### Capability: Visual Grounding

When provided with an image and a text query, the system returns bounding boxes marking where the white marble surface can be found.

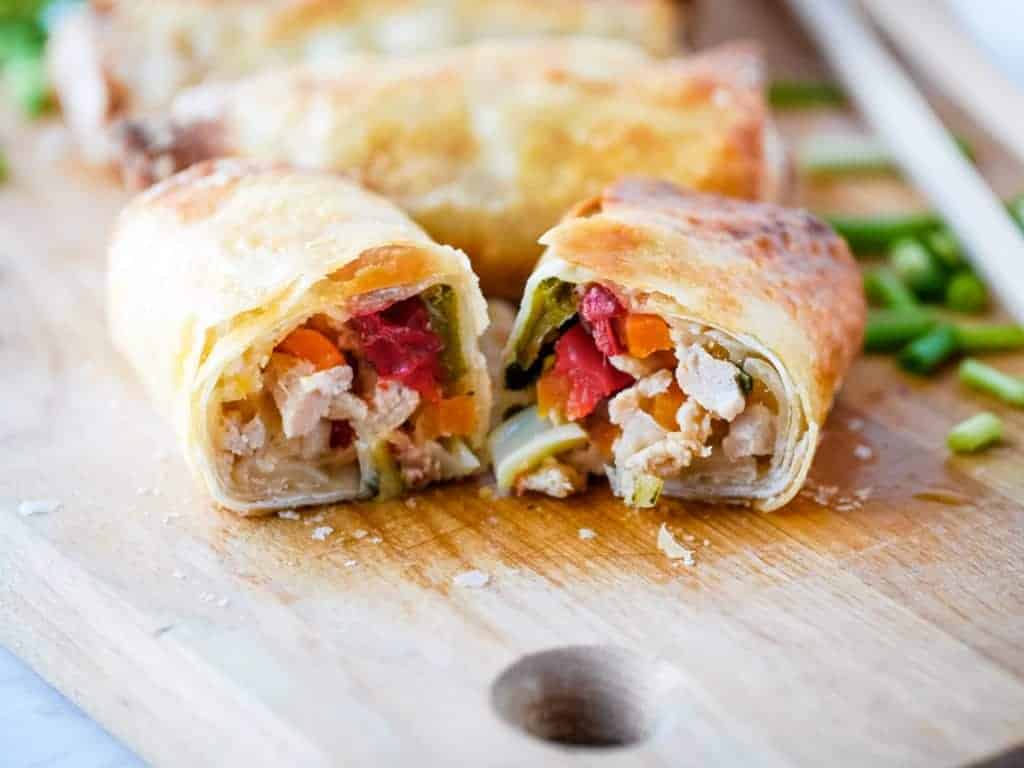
[2,5,1022,767]
[0,645,143,768]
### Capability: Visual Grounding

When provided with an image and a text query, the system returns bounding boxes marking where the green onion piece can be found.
[947,412,1003,454]
[5,50,50,117]
[735,369,753,394]
[505,277,577,389]
[959,359,1024,406]
[370,441,405,501]
[0,19,44,63]
[899,324,959,374]
[955,324,1024,353]
[420,284,466,386]
[945,272,988,314]
[924,227,963,269]
[0,147,7,184]
[489,406,588,491]
[626,473,663,508]
[0,1,51,23]
[863,308,935,352]
[863,267,917,309]
[889,238,947,300]
[767,80,846,109]
[827,212,941,256]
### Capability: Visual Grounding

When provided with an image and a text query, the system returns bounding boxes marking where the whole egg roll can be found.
[489,179,865,511]
[49,0,687,161]
[108,160,491,514]
[113,39,779,298]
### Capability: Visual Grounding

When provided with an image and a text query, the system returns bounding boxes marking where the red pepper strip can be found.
[350,297,444,402]
[580,283,626,357]
[553,324,633,420]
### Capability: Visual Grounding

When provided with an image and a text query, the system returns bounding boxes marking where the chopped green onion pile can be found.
[847,192,1024,380]
[947,412,1002,454]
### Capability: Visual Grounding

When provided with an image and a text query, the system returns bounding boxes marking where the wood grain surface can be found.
[2,2,1024,766]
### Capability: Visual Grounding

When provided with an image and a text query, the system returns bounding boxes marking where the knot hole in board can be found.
[491,645,682,749]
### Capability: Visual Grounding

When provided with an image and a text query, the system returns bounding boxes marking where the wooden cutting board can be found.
[3,3,1024,766]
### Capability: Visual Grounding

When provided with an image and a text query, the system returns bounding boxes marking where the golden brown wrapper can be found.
[112,39,776,298]
[508,178,865,510]
[49,0,687,161]
[108,160,490,513]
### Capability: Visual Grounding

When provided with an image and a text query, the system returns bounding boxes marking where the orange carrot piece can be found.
[418,395,477,440]
[620,314,673,359]
[536,370,570,420]
[651,383,685,431]
[588,417,621,461]
[277,328,345,370]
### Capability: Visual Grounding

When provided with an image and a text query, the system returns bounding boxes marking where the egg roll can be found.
[489,179,865,511]
[113,39,779,298]
[49,0,687,161]
[108,160,491,514]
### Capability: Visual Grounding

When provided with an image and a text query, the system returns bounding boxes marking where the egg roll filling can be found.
[492,280,786,506]
[214,284,481,503]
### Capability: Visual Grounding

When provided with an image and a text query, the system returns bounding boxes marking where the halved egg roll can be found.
[490,179,865,511]
[49,0,687,162]
[108,160,491,514]
[113,39,779,298]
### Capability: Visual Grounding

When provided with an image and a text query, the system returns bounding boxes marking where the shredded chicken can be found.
[515,458,585,498]
[270,358,355,439]
[564,442,607,477]
[608,371,715,478]
[675,345,745,421]
[391,435,443,488]
[220,413,266,456]
[722,403,775,460]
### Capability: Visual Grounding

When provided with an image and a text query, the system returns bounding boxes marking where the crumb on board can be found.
[453,569,490,588]
[847,417,865,432]
[405,497,418,509]
[352,528,368,540]
[343,559,358,568]
[578,528,597,540]
[368,536,382,544]
[277,509,300,520]
[312,526,334,541]
[703,539,710,547]
[799,481,870,512]
[306,512,326,524]
[657,523,695,566]
[853,444,874,460]
[17,499,61,517]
